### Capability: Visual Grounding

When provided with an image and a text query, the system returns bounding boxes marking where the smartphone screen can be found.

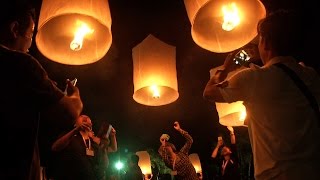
[233,50,250,65]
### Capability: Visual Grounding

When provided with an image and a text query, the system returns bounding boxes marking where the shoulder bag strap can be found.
[274,63,320,126]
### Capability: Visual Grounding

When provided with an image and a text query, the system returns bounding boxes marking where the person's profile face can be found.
[18,16,34,53]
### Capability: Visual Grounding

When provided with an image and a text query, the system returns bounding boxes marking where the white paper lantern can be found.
[36,0,112,65]
[184,0,266,53]
[132,34,179,106]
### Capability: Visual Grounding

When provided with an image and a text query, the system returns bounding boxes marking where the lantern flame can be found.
[70,20,94,51]
[221,3,240,31]
[150,85,160,99]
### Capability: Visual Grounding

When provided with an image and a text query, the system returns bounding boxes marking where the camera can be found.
[233,49,251,66]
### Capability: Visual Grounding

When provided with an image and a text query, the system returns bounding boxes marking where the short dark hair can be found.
[131,154,140,164]
[97,121,111,138]
[257,9,304,57]
[0,1,36,34]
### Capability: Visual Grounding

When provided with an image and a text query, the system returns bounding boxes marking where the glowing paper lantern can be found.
[183,0,266,53]
[136,151,152,178]
[210,66,247,126]
[36,0,112,65]
[132,34,179,106]
[189,153,202,173]
[215,101,247,126]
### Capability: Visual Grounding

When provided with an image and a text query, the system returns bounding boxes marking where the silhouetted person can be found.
[124,154,144,180]
[0,1,83,179]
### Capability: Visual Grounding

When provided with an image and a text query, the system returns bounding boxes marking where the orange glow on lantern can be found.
[36,0,112,65]
[183,0,266,53]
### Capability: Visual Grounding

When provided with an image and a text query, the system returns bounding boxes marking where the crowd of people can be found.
[1,1,319,180]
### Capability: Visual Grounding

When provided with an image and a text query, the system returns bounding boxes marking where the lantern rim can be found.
[35,13,112,65]
[133,85,179,106]
[219,111,246,127]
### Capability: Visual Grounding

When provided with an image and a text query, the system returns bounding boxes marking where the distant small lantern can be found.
[36,0,112,65]
[210,66,247,127]
[189,153,202,174]
[132,34,179,106]
[136,151,152,179]
[183,0,266,53]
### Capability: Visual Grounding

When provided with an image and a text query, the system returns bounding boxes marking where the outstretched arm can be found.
[51,127,79,152]
[227,126,236,144]
[174,121,193,154]
[107,128,117,152]
[203,51,239,103]
[51,121,91,151]
[211,137,224,158]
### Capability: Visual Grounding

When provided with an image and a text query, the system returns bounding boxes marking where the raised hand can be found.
[173,121,180,130]
[227,126,234,134]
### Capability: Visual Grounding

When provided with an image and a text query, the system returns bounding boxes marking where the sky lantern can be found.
[36,0,112,65]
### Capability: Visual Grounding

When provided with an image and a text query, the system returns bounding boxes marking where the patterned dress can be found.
[158,130,199,180]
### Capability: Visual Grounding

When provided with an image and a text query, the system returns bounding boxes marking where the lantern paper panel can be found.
[184,0,266,53]
[36,0,112,65]
[132,34,179,106]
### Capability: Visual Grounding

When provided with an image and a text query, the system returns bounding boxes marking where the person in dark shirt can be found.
[158,121,199,180]
[124,154,144,180]
[0,1,83,179]
[211,126,240,180]
[51,115,98,180]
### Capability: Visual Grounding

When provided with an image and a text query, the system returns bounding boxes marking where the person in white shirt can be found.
[203,9,320,180]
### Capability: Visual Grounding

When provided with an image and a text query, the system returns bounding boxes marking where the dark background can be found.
[28,0,317,178]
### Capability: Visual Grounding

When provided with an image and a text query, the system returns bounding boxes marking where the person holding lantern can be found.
[211,126,240,180]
